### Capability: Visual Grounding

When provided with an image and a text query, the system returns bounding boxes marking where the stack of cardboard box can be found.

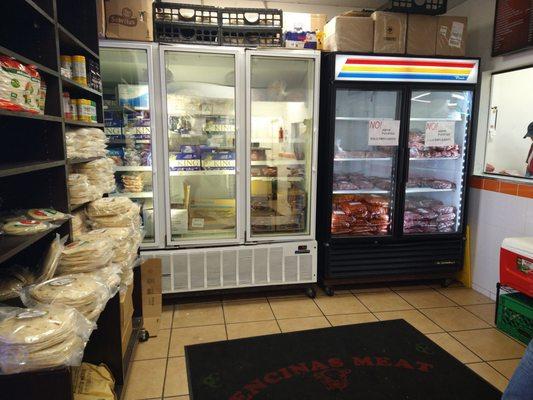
[323,11,467,56]
[97,0,154,41]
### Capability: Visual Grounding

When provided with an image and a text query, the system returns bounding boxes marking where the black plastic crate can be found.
[154,2,219,25]
[381,0,447,15]
[155,23,220,45]
[221,28,283,47]
[220,8,282,28]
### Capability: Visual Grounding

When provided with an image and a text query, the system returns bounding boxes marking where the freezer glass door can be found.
[100,46,157,244]
[249,55,316,239]
[162,50,238,244]
[332,89,401,237]
[404,89,473,235]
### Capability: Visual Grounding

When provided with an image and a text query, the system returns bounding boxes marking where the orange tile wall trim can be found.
[469,176,533,199]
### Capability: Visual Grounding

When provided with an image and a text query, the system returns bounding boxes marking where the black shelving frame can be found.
[0,1,139,398]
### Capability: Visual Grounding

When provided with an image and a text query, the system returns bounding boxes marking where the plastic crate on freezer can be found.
[381,0,447,15]
[497,292,533,345]
[153,2,220,44]
[500,237,533,297]
[219,8,282,28]
[220,28,283,47]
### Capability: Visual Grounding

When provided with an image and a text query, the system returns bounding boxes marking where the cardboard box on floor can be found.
[407,14,437,56]
[436,16,467,56]
[372,11,407,54]
[323,11,374,52]
[104,0,153,41]
[141,258,162,337]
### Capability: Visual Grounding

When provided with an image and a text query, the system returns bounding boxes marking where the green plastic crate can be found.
[497,292,533,344]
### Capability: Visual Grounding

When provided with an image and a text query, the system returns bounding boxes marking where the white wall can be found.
[447,0,533,175]
[447,0,533,298]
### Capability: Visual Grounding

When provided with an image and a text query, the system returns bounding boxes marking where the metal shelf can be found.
[251,176,303,182]
[0,160,65,178]
[65,119,104,128]
[406,188,455,194]
[169,170,235,176]
[61,76,102,97]
[115,166,153,172]
[24,0,54,24]
[67,156,103,165]
[333,189,389,195]
[410,117,463,122]
[409,157,460,161]
[250,160,306,166]
[109,191,153,199]
[0,220,66,265]
[334,157,392,162]
[0,108,62,122]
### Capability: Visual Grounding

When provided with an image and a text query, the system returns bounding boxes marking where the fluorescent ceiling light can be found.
[411,92,431,101]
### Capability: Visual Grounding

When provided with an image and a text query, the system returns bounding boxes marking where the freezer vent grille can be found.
[143,242,317,293]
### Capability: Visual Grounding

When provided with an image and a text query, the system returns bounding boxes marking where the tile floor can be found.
[123,284,526,400]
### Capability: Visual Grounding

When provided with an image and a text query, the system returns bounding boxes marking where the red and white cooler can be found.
[500,237,533,297]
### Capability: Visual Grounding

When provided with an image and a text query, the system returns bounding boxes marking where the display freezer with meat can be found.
[317,54,480,293]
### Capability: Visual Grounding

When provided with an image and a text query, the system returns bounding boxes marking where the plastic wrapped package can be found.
[71,210,88,239]
[86,197,136,218]
[1,219,56,236]
[0,266,36,301]
[0,305,94,374]
[121,174,144,193]
[37,234,66,283]
[82,264,122,291]
[21,275,112,321]
[27,208,70,222]
[57,239,115,274]
[66,128,108,160]
[88,205,141,230]
[76,228,138,269]
[68,174,100,206]
[75,158,115,195]
[72,362,116,400]
[0,56,42,114]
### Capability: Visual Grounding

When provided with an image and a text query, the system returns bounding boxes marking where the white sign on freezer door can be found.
[424,121,455,147]
[368,119,400,146]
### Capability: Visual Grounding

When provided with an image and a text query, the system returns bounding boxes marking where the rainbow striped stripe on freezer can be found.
[334,55,479,84]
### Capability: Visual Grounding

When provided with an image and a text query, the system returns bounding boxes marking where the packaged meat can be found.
[433,205,456,214]
[362,195,389,206]
[333,195,359,203]
[415,208,438,220]
[425,179,456,190]
[437,213,456,222]
[404,210,423,222]
[340,202,368,216]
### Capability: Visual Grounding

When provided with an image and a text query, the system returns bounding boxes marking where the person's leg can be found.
[502,339,533,399]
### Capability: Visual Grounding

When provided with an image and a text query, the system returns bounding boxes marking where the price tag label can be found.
[368,119,400,146]
[424,121,455,147]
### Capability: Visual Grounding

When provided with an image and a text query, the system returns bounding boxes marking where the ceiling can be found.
[266,0,469,9]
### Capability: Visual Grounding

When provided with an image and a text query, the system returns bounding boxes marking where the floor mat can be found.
[185,319,502,399]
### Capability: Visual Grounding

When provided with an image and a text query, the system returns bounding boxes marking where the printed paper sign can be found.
[424,121,455,147]
[368,119,400,146]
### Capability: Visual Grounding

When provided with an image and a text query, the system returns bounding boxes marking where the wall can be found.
[447,0,533,299]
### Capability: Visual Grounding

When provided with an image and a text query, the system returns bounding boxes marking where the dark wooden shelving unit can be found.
[0,1,139,399]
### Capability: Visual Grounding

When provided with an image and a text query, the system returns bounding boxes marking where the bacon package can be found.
[331,195,391,236]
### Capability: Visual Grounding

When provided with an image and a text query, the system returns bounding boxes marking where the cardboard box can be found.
[407,14,437,56]
[97,0,105,38]
[311,14,327,32]
[120,284,134,329]
[121,316,132,357]
[104,0,153,41]
[141,258,162,296]
[436,16,467,56]
[323,16,374,52]
[372,12,407,54]
[141,259,162,337]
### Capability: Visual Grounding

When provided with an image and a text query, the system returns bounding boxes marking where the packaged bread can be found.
[1,219,55,236]
[75,158,115,195]
[0,266,35,301]
[57,239,115,274]
[37,234,66,283]
[86,197,136,217]
[21,274,113,321]
[71,210,88,239]
[68,174,100,206]
[27,208,70,222]
[0,305,94,374]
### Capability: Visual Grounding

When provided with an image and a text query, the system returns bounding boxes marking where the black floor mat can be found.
[185,319,502,399]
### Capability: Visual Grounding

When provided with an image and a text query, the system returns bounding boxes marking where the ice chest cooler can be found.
[500,237,533,297]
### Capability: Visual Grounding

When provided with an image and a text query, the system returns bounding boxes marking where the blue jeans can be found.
[502,339,533,399]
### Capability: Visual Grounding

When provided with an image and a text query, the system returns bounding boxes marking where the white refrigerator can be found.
[101,42,320,295]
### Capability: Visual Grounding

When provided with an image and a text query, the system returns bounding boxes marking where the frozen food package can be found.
[57,239,115,274]
[37,234,67,283]
[27,208,70,222]
[21,274,112,321]
[1,219,56,236]
[0,305,94,374]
